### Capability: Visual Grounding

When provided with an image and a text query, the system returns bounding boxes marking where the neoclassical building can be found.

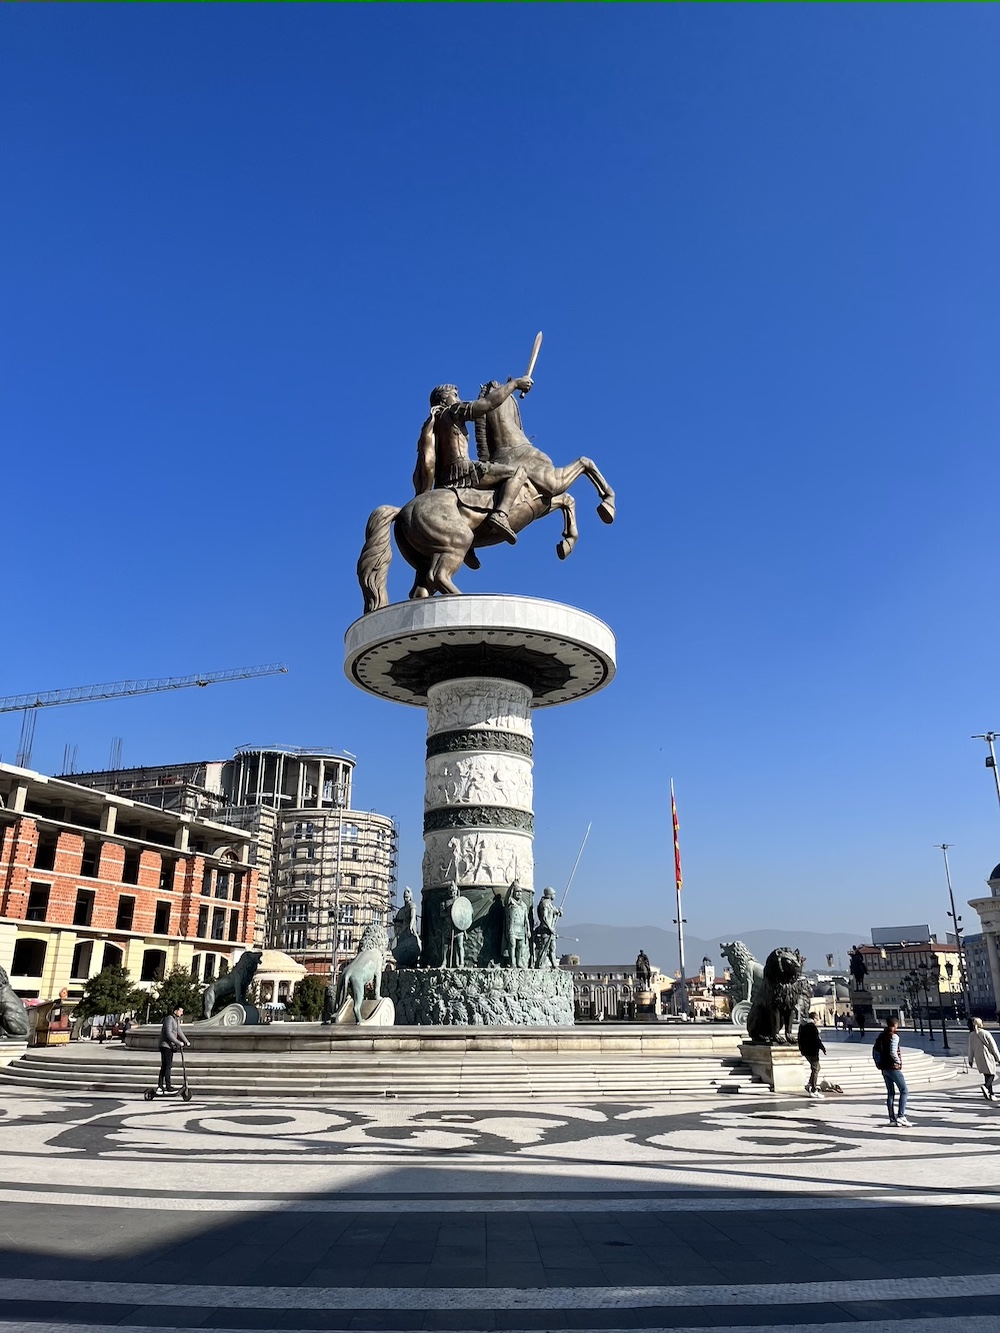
[968,862,1000,1020]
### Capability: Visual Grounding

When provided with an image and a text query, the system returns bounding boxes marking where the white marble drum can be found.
[343,595,616,971]
[343,594,616,709]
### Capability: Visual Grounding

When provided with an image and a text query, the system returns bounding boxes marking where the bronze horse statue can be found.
[357,385,616,612]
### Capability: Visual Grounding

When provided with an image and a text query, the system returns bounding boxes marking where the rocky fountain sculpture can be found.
[345,335,616,1026]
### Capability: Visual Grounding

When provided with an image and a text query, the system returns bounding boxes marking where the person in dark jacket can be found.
[157,1006,190,1092]
[876,1017,911,1126]
[797,1013,827,1098]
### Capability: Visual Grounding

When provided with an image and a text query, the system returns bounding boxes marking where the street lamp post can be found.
[912,975,928,1034]
[931,960,950,1050]
[936,843,971,1019]
[918,963,936,1043]
[972,733,1000,814]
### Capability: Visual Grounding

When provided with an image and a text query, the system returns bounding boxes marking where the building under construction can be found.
[68,745,398,980]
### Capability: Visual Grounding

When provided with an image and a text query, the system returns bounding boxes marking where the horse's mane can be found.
[475,382,524,463]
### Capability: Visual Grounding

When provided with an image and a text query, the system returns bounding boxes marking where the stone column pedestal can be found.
[344,594,616,1026]
[739,1041,807,1093]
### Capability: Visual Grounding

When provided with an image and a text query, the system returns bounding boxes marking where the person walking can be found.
[157,1005,190,1093]
[845,1013,855,1037]
[798,1013,827,1098]
[968,1017,1000,1101]
[876,1017,911,1127]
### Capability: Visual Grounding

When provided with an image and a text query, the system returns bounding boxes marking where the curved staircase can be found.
[0,1039,960,1102]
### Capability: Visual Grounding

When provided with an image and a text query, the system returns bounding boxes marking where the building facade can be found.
[0,762,258,1002]
[848,930,962,1026]
[954,932,997,1018]
[69,746,398,981]
[967,864,1000,1021]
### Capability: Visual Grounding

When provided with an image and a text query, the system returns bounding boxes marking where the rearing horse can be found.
[357,387,615,612]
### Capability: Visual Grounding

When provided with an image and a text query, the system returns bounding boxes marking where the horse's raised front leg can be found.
[552,493,578,560]
[528,457,616,524]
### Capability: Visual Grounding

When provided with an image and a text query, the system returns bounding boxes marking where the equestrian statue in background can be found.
[356,334,616,612]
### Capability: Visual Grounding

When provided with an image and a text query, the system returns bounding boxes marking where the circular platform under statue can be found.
[382,966,574,1027]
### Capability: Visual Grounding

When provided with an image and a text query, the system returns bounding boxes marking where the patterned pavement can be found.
[1,1076,999,1332]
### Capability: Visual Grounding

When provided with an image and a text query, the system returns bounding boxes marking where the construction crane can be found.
[0,664,289,769]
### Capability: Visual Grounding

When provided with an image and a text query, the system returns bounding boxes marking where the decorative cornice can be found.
[427,730,533,759]
[423,806,535,835]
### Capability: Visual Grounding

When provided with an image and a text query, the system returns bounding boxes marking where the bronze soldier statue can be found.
[413,378,535,545]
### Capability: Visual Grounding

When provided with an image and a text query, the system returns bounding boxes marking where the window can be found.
[219,958,230,976]
[211,907,226,940]
[12,938,46,976]
[231,876,242,903]
[115,896,135,931]
[122,848,141,885]
[34,833,58,871]
[26,883,50,922]
[80,838,102,878]
[159,858,176,893]
[203,954,216,983]
[201,866,213,896]
[197,905,209,938]
[351,848,359,860]
[140,950,166,982]
[190,955,201,981]
[102,943,123,969]
[70,940,94,980]
[228,910,240,942]
[348,876,357,887]
[341,903,356,924]
[216,873,230,900]
[285,927,306,950]
[73,889,95,927]
[286,903,308,922]
[153,901,171,934]
[343,824,358,842]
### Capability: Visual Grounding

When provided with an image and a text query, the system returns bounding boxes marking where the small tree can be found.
[75,965,144,1022]
[286,974,327,1021]
[147,969,205,1025]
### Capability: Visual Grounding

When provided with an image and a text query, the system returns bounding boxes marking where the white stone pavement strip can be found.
[3,1183,1000,1213]
[2,1325,999,1333]
[2,1275,1000,1310]
[1,1325,998,1333]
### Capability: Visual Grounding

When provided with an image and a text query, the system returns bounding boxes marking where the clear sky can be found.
[3,5,999,944]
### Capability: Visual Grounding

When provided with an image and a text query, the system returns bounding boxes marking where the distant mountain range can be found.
[560,923,864,976]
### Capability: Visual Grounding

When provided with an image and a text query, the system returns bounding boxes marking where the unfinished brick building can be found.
[0,762,257,1002]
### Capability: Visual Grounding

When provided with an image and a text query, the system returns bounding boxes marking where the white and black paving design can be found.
[2,1080,1000,1332]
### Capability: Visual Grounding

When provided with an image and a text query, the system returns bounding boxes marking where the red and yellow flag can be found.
[670,779,683,892]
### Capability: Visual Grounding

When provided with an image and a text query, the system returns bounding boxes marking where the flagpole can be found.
[671,780,689,1015]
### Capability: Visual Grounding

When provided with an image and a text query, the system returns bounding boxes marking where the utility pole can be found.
[936,843,970,1020]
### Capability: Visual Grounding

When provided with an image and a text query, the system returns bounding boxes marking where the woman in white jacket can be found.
[968,1017,1000,1101]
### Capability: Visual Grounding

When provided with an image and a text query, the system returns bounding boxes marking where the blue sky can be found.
[2,5,999,944]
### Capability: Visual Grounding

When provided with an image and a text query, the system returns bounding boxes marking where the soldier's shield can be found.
[450,895,473,933]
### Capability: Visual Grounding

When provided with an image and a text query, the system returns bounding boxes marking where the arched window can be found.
[102,944,124,970]
[140,949,166,982]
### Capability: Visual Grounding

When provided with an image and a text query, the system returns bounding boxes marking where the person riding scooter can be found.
[157,1005,190,1094]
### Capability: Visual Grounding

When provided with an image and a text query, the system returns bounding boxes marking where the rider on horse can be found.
[413,378,534,545]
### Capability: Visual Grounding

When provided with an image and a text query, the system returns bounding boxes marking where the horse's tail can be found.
[357,505,399,612]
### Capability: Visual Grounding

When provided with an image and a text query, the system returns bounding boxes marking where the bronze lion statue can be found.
[323,924,388,1025]
[747,947,811,1044]
[0,965,29,1040]
[201,949,262,1019]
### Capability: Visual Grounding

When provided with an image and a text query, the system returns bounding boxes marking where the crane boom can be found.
[0,664,288,715]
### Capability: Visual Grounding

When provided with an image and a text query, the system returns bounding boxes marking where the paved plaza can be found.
[2,1052,1000,1333]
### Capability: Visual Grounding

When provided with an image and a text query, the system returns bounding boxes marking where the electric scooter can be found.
[143,1046,193,1101]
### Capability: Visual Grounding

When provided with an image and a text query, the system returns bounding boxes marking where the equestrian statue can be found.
[357,334,616,612]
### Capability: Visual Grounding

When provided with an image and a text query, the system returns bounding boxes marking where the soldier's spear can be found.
[559,821,592,913]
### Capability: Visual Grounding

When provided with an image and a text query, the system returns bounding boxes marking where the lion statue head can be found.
[747,946,809,1045]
